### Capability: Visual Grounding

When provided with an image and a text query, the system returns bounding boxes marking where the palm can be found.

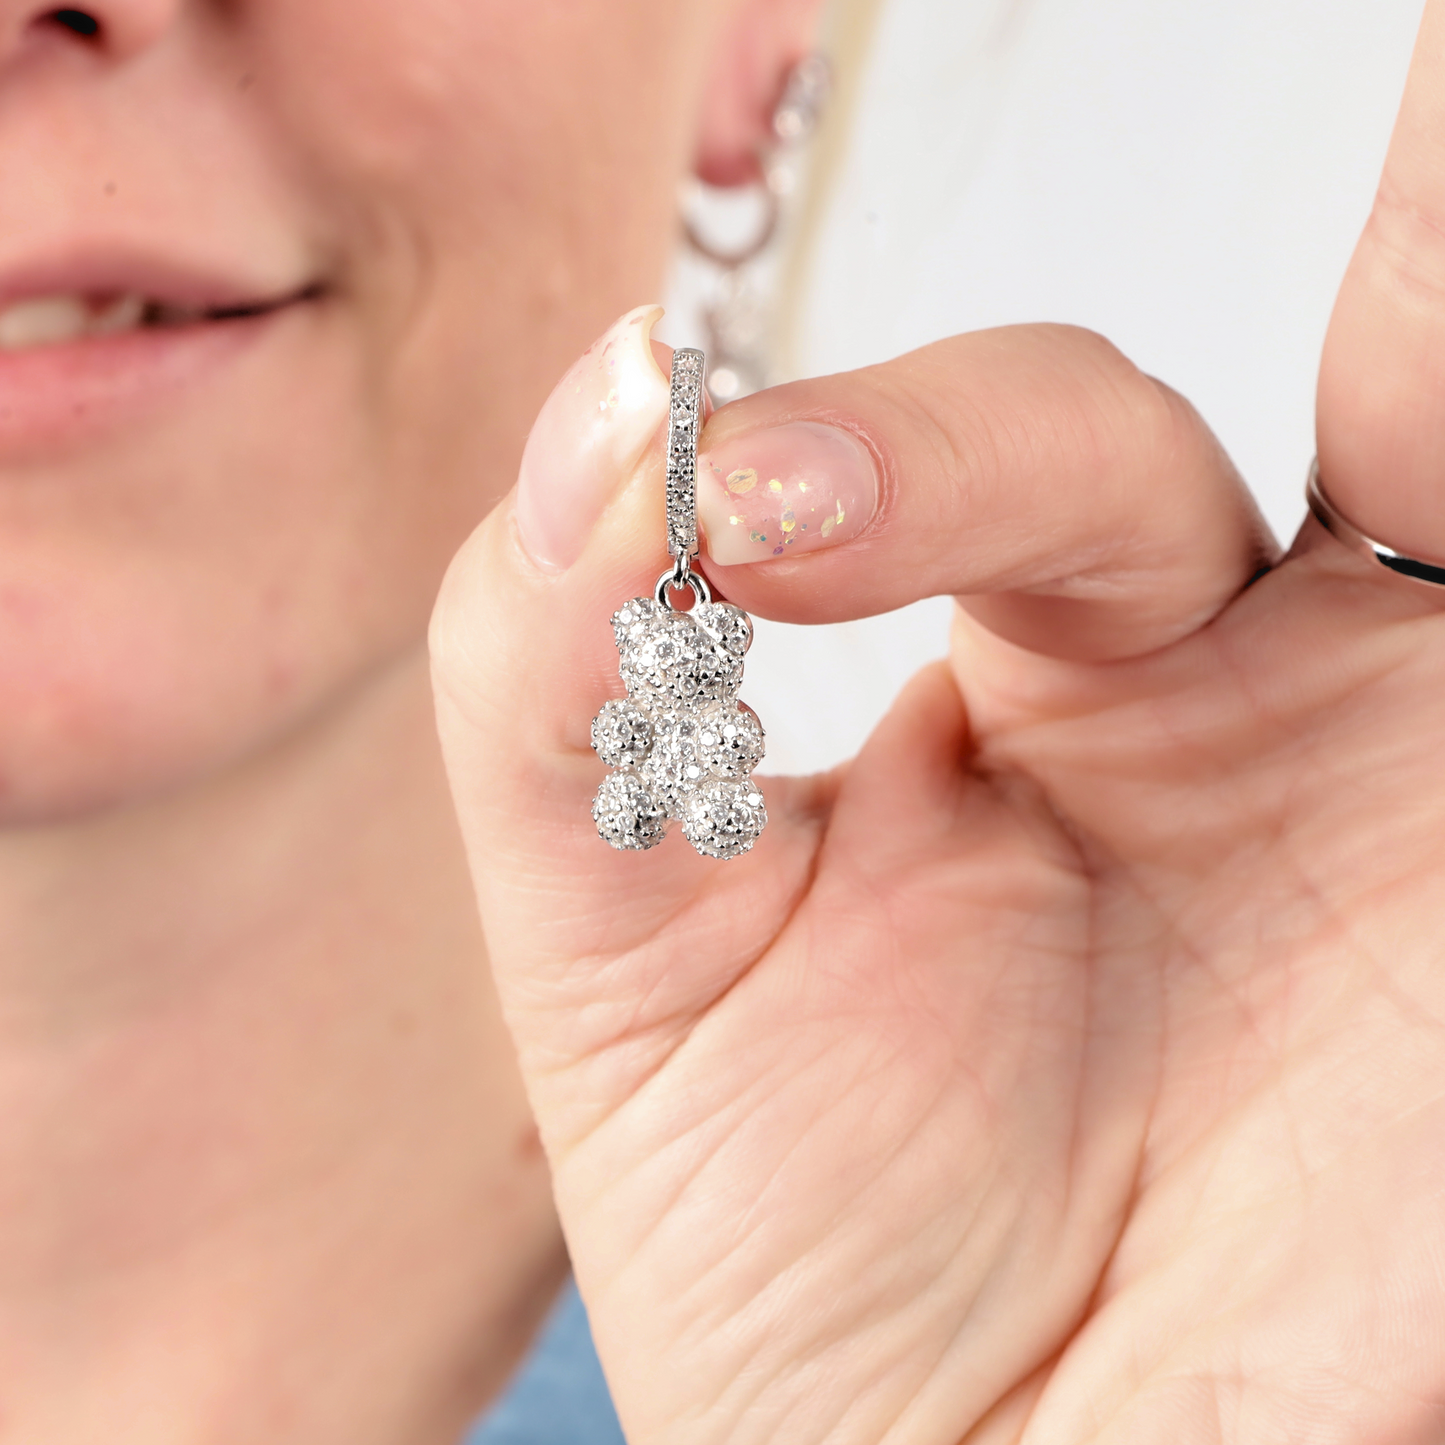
[961,550,1445,1439]
[473,538,1441,1444]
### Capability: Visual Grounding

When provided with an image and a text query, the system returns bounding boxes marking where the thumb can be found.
[429,307,818,1150]
[1318,0,1445,560]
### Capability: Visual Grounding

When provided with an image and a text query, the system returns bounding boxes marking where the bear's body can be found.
[591,596,767,860]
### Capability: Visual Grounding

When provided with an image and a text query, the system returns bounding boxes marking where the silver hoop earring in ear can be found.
[680,53,831,406]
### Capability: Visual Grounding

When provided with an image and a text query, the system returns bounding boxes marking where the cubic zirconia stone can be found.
[696,704,765,778]
[680,778,767,860]
[591,771,668,851]
[641,712,707,808]
[616,603,743,708]
[611,597,661,651]
[590,698,653,769]
[693,602,753,659]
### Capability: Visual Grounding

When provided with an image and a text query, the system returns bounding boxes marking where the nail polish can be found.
[515,304,669,571]
[697,421,878,565]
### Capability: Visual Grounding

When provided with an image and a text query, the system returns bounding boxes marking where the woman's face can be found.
[0,0,716,822]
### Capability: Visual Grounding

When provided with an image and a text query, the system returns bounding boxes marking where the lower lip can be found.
[0,303,306,457]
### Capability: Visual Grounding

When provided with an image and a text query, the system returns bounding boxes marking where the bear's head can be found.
[610,596,752,709]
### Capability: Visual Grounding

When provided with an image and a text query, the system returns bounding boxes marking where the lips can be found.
[0,285,318,352]
[0,259,320,453]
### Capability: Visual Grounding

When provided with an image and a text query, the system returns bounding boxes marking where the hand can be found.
[431,8,1445,1440]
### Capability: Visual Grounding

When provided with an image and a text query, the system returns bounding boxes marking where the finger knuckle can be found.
[871,325,1206,535]
[1021,326,1188,486]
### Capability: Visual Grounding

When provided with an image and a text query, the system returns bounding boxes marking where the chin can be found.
[0,582,334,827]
[0,321,454,828]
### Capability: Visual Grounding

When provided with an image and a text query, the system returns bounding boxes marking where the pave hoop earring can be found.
[589,349,769,861]
[681,53,831,407]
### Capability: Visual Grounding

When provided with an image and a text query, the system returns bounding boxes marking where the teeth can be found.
[0,293,148,351]
[0,296,90,350]
[90,293,145,336]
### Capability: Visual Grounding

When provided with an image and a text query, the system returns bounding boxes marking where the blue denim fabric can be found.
[463,1279,626,1445]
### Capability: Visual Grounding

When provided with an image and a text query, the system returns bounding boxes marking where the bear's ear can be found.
[611,597,661,652]
[694,602,753,658]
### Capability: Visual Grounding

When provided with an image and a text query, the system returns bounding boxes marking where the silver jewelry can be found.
[664,346,702,565]
[589,348,768,859]
[1307,459,1445,587]
[681,53,831,406]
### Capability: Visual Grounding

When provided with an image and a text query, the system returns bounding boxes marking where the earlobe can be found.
[683,41,830,403]
[692,0,827,185]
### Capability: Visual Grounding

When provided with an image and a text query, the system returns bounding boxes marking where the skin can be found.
[433,4,1445,1443]
[0,0,819,1440]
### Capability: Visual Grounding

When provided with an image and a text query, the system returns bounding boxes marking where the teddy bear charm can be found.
[589,348,767,860]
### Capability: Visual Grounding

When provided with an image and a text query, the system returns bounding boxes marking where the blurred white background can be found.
[664,0,1426,777]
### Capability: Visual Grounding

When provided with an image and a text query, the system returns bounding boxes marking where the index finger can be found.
[694,324,1272,660]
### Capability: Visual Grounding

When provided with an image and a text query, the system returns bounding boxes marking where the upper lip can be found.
[0,245,321,321]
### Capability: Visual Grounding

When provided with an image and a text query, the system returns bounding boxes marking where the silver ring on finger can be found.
[1306,459,1445,588]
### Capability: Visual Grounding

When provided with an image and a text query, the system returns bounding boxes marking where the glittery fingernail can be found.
[515,304,669,571]
[697,421,878,565]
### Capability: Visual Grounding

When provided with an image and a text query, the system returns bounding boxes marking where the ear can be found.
[693,0,827,187]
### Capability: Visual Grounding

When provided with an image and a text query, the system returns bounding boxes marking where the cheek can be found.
[253,0,696,249]
[0,0,711,820]
[250,0,698,352]
[0,308,464,821]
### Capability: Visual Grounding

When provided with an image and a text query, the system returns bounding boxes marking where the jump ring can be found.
[681,183,780,269]
[654,566,713,610]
